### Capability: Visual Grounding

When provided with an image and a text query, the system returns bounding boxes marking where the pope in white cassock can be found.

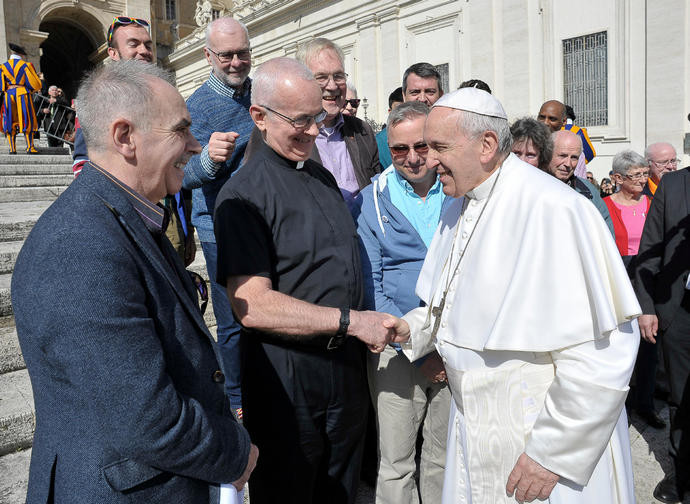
[388,88,642,503]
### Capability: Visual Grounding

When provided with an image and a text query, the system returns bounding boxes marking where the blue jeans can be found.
[201,241,242,410]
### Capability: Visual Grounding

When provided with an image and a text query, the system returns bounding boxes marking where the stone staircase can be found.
[0,140,216,503]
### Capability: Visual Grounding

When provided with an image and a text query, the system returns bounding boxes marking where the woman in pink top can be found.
[603,150,652,268]
[603,149,663,429]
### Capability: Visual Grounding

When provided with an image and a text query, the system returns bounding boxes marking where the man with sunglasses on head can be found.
[73,16,153,174]
[295,38,380,207]
[214,57,401,504]
[182,16,255,422]
[71,17,196,269]
[355,101,452,504]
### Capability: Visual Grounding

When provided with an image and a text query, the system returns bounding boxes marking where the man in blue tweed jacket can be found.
[183,16,255,419]
[12,60,256,503]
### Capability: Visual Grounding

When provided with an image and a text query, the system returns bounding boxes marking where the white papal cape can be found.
[402,154,641,504]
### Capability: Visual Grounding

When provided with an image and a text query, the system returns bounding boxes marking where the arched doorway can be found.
[38,9,104,102]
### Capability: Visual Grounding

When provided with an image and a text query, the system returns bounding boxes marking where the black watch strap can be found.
[327,308,350,350]
[336,307,350,335]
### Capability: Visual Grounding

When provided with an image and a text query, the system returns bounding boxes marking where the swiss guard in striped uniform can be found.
[1,43,41,154]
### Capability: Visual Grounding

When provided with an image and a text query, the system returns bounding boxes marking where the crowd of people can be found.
[7,13,690,504]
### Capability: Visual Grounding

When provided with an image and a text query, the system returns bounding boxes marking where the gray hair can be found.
[251,57,316,107]
[387,101,429,130]
[205,16,249,47]
[346,81,357,97]
[612,149,647,176]
[76,60,173,152]
[455,110,513,155]
[295,38,345,68]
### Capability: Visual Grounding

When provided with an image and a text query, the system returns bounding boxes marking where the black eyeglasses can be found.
[206,47,252,63]
[261,105,327,129]
[346,99,361,108]
[107,16,150,45]
[389,142,429,157]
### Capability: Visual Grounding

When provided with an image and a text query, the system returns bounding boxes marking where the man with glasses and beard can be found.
[183,16,255,421]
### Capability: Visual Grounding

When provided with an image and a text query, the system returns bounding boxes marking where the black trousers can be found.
[242,334,369,504]
[624,255,660,412]
[661,297,690,485]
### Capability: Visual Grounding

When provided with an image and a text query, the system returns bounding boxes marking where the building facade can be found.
[1,0,688,179]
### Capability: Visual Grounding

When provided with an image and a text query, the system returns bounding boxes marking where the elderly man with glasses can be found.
[296,38,380,206]
[643,142,680,198]
[214,57,401,504]
[182,16,255,422]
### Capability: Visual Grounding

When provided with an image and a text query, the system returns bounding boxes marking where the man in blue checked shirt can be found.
[183,16,255,420]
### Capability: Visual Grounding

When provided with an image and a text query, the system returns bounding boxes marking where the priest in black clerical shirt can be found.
[213,57,404,504]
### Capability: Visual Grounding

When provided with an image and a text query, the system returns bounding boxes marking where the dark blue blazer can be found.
[11,164,250,503]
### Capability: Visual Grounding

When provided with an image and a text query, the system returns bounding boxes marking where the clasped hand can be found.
[349,311,411,353]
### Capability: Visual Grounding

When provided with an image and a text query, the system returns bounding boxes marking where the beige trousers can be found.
[367,345,451,504]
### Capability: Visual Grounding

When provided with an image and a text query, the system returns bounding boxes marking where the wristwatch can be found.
[327,308,349,350]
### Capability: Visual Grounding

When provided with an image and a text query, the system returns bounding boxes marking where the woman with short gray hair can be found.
[603,149,664,430]
[603,149,651,264]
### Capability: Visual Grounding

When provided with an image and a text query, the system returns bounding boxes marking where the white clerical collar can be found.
[465,164,501,201]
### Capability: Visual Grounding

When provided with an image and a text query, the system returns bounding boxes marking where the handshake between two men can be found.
[347,310,411,353]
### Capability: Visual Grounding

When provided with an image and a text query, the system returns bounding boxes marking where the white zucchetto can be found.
[433,88,508,120]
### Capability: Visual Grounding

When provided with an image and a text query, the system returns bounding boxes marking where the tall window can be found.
[563,31,608,126]
[212,9,221,20]
[165,0,176,20]
[434,63,449,94]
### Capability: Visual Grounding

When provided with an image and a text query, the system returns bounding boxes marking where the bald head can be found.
[538,100,567,132]
[251,57,317,107]
[548,130,582,181]
[205,16,249,44]
[249,58,323,162]
[645,142,678,183]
